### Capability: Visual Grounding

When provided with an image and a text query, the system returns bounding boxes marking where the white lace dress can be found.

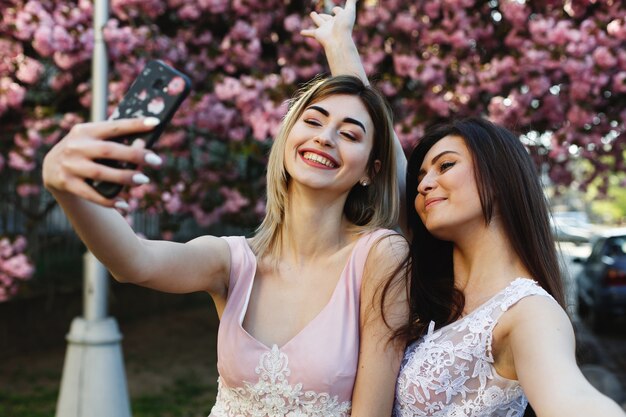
[393,278,555,417]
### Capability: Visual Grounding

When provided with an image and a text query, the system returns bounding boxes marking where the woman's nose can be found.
[314,128,336,147]
[417,171,436,194]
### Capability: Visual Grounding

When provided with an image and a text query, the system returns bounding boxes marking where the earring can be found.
[360,178,370,186]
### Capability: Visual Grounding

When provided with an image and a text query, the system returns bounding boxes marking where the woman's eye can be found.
[341,131,357,141]
[304,119,321,126]
[440,161,455,171]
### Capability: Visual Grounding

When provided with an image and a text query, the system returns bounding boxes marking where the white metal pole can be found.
[55,1,132,416]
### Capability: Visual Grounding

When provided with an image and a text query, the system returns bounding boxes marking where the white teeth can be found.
[302,152,336,168]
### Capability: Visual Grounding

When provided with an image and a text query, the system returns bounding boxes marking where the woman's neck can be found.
[452,217,530,297]
[278,185,353,264]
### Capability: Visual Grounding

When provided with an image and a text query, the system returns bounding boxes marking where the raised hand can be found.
[301,0,357,49]
[42,117,163,208]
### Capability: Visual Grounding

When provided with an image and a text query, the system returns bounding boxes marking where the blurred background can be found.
[1,0,625,416]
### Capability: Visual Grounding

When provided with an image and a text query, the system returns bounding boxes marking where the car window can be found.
[605,237,626,257]
[588,239,606,262]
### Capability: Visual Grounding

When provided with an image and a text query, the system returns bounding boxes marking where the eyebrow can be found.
[417,150,461,178]
[307,105,367,134]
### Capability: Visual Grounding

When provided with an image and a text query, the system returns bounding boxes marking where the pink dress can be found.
[209,229,395,417]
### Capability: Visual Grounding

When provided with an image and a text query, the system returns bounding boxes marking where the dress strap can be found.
[221,236,256,299]
[482,278,556,361]
[497,278,555,314]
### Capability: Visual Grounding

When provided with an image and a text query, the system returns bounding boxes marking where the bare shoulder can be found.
[499,292,574,342]
[362,231,409,312]
[364,231,409,277]
[181,234,232,295]
[184,234,231,261]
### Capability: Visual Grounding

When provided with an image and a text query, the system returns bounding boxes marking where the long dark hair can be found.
[394,117,565,343]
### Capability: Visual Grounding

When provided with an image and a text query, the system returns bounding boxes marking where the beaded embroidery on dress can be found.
[211,344,351,417]
[394,278,555,417]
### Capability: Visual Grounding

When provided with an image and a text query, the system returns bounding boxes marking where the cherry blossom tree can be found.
[0,0,624,299]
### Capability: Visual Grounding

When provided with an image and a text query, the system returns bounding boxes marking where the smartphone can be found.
[88,60,191,198]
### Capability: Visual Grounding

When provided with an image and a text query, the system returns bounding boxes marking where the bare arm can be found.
[42,118,230,298]
[506,297,625,417]
[301,0,408,234]
[351,234,408,416]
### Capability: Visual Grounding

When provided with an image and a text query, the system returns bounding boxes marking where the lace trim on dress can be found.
[211,345,351,417]
[394,278,551,417]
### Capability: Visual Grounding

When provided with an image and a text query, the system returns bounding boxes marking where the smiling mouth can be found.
[424,198,445,210]
[301,151,337,168]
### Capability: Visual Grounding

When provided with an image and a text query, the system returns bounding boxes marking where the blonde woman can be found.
[42,3,407,415]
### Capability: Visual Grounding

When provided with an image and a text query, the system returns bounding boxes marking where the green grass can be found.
[132,374,217,417]
[0,373,217,417]
[0,385,59,417]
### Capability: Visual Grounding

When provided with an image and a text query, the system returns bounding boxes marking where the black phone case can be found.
[89,60,191,198]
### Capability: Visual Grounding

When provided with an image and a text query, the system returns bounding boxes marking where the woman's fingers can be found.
[42,118,163,202]
[63,175,127,208]
[65,158,150,187]
[76,139,161,168]
[71,117,160,141]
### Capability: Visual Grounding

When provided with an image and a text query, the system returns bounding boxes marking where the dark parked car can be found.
[575,228,626,332]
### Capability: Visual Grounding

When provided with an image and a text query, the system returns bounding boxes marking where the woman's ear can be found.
[373,159,381,175]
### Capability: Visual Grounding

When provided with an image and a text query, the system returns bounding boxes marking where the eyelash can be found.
[417,161,456,184]
[303,119,358,141]
[439,161,455,172]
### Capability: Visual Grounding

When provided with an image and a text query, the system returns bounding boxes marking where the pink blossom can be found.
[0,40,22,73]
[567,105,592,128]
[500,0,529,27]
[425,94,451,117]
[612,72,626,93]
[1,78,26,108]
[16,57,45,84]
[220,187,249,213]
[393,55,421,79]
[0,239,12,259]
[547,21,579,45]
[158,131,186,147]
[49,72,74,91]
[8,151,35,172]
[12,237,27,253]
[162,191,183,214]
[593,46,617,69]
[284,14,302,33]
[214,77,243,101]
[254,198,266,216]
[423,2,441,19]
[379,80,399,97]
[177,4,201,20]
[607,18,626,40]
[569,79,591,101]
[280,67,297,84]
[199,0,229,14]
[16,184,41,198]
[392,12,420,34]
[528,76,551,96]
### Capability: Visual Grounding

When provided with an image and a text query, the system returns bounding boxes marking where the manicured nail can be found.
[144,153,162,166]
[132,173,150,185]
[143,117,160,127]
[114,200,129,210]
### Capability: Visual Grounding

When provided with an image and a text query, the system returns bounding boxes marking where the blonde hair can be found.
[251,75,399,260]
